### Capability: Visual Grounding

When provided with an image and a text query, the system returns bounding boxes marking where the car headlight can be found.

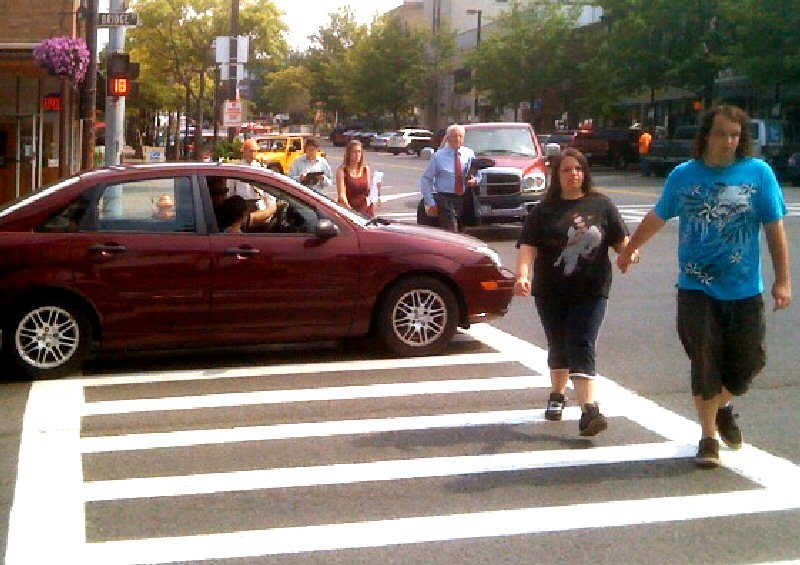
[471,245,503,268]
[522,170,546,192]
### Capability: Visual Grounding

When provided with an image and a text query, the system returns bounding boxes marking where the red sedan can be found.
[0,163,515,379]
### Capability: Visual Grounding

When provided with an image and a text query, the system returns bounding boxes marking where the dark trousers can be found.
[434,192,464,233]
[534,295,608,377]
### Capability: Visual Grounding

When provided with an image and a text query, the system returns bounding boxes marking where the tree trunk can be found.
[193,69,206,161]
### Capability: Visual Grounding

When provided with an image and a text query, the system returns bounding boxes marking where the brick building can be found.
[0,0,83,204]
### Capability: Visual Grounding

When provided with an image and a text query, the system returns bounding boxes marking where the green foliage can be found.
[262,66,312,115]
[214,137,242,161]
[466,2,579,114]
[344,15,429,128]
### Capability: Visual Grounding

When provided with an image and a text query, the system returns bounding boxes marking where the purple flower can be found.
[34,36,90,84]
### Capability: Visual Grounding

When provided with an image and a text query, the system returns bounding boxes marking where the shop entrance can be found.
[0,114,38,203]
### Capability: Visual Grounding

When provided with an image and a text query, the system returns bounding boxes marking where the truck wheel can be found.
[3,298,92,380]
[378,276,458,357]
[613,153,628,170]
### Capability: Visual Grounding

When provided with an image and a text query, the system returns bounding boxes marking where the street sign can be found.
[97,12,139,27]
[519,101,531,110]
[222,100,244,127]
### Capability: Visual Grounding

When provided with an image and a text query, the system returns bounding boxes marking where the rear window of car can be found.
[464,127,538,157]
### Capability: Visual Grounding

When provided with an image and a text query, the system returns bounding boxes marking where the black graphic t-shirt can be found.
[517,192,628,299]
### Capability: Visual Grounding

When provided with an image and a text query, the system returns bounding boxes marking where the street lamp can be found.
[466,9,482,121]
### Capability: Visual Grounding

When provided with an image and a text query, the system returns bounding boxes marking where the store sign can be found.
[43,94,61,112]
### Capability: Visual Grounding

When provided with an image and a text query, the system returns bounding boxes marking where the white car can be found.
[387,128,433,156]
[371,131,397,151]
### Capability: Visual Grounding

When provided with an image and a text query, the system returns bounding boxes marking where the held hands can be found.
[616,248,640,273]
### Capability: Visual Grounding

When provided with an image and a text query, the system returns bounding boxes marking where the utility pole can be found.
[105,0,127,165]
[228,0,239,140]
[80,0,98,170]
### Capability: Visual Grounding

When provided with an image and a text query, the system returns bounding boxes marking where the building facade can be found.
[0,0,83,204]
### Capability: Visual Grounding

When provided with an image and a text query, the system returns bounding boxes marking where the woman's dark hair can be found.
[692,104,752,160]
[217,194,248,230]
[543,148,593,203]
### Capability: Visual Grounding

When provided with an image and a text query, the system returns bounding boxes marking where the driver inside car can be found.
[208,176,282,232]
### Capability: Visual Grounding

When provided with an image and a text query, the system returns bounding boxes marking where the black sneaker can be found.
[716,406,743,450]
[544,392,565,421]
[578,403,607,436]
[695,437,721,468]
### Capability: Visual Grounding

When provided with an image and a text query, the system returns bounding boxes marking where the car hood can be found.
[475,154,538,170]
[369,222,486,248]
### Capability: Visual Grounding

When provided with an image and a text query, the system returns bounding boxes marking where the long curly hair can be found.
[692,105,753,160]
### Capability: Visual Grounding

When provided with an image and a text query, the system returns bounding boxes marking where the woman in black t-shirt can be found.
[514,148,637,436]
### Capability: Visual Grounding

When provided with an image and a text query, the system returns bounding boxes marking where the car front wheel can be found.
[379,277,458,357]
[2,299,92,380]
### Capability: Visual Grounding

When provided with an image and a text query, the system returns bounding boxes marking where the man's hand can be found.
[426,204,438,217]
[467,176,478,187]
[514,278,531,296]
[772,281,792,311]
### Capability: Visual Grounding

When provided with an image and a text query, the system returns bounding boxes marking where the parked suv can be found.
[388,128,433,156]
[418,122,549,227]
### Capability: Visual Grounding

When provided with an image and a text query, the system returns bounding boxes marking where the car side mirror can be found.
[544,142,561,157]
[315,218,339,239]
[420,147,434,160]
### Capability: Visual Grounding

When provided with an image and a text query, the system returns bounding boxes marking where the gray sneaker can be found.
[716,406,743,450]
[695,437,721,469]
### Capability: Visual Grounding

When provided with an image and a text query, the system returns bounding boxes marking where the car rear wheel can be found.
[379,277,458,357]
[2,299,92,380]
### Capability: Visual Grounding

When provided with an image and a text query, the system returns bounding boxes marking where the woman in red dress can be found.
[336,140,375,217]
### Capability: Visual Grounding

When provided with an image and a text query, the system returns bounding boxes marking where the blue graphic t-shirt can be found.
[654,158,787,300]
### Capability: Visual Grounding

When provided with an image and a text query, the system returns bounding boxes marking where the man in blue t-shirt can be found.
[617,105,792,469]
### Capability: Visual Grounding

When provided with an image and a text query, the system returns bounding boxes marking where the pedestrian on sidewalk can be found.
[617,104,792,468]
[514,148,634,436]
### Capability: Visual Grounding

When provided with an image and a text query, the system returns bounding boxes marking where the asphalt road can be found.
[1,146,799,564]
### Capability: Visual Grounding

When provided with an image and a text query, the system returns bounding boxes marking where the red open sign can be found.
[43,94,61,112]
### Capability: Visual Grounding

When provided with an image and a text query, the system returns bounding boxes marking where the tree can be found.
[723,0,800,99]
[345,16,428,129]
[466,2,579,121]
[262,66,311,115]
[303,7,367,122]
[127,0,286,157]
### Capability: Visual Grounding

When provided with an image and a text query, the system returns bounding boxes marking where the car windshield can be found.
[464,127,538,157]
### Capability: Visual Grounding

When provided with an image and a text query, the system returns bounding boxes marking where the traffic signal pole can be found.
[105,0,127,165]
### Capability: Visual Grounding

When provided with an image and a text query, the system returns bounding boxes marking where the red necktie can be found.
[454,150,465,195]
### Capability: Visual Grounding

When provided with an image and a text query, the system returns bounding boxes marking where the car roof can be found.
[463,122,533,129]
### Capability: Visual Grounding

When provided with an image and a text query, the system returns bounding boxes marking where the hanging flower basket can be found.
[33,36,90,84]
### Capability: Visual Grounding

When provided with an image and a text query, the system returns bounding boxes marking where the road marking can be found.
[81,374,549,415]
[7,323,800,564]
[81,407,573,453]
[81,490,800,563]
[79,350,509,387]
[83,441,694,501]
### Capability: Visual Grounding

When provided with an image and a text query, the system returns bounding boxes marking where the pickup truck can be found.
[570,128,641,170]
[642,119,788,176]
[417,122,550,227]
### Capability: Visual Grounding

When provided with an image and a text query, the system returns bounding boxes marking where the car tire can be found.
[2,298,92,380]
[613,153,628,170]
[390,149,399,156]
[378,276,458,357]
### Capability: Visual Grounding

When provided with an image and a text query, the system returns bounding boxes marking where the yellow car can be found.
[253,133,326,175]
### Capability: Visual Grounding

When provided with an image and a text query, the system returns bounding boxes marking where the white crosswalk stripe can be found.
[6,324,800,564]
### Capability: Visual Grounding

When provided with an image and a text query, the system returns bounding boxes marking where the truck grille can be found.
[482,172,521,196]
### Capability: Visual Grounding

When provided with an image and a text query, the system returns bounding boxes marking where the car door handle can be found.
[224,246,260,258]
[89,243,127,255]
